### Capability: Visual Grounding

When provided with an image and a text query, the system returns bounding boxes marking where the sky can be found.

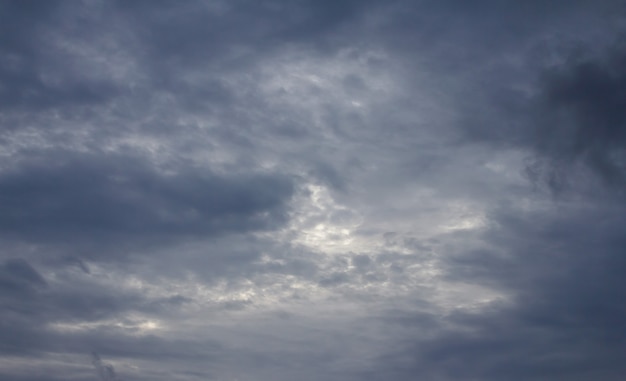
[0,1,625,380]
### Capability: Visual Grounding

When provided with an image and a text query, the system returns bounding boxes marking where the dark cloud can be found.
[525,45,626,190]
[92,352,120,381]
[0,152,294,252]
[0,1,122,113]
[362,204,626,381]
[0,258,47,290]
[110,0,384,102]
[0,258,50,356]
[1,1,625,380]
[439,28,626,194]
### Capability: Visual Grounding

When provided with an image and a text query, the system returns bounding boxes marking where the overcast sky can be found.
[1,1,625,380]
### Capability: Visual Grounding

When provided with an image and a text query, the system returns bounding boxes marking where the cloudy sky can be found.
[1,1,625,380]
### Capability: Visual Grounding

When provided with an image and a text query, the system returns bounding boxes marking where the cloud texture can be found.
[0,1,625,380]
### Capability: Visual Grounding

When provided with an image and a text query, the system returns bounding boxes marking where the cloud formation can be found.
[0,1,624,380]
[92,353,121,381]
[0,151,293,249]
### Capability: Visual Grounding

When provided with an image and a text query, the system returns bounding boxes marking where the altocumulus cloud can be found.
[0,1,625,380]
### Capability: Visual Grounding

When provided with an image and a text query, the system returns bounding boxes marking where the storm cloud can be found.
[0,1,624,380]
[0,152,294,247]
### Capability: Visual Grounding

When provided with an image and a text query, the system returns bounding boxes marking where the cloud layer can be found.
[1,1,625,380]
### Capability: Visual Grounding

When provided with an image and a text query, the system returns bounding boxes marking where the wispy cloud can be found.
[92,353,121,381]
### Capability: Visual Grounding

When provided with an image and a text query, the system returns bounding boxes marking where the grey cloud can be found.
[422,17,626,194]
[64,257,91,274]
[0,259,47,327]
[0,152,294,252]
[2,268,131,328]
[361,203,626,381]
[118,0,381,56]
[318,271,351,288]
[110,0,381,100]
[0,1,123,113]
[1,1,626,380]
[0,258,47,290]
[525,46,626,190]
[92,352,120,381]
[0,259,50,356]
[0,264,202,368]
